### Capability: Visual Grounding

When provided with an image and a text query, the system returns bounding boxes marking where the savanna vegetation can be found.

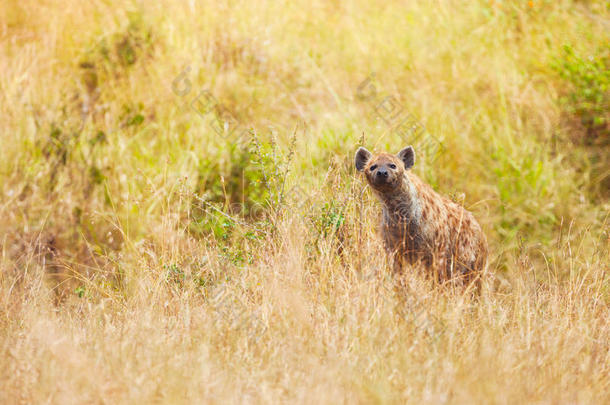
[0,0,608,403]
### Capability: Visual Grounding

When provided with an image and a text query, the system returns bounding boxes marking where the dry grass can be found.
[0,0,609,403]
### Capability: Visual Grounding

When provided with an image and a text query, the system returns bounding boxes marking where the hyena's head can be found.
[354,146,415,193]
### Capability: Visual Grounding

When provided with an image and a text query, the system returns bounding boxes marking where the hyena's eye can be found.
[389,164,397,169]
[370,164,377,171]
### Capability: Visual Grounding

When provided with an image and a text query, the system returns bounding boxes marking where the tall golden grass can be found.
[0,0,608,403]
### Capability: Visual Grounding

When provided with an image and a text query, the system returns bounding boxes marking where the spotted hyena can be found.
[355,145,487,286]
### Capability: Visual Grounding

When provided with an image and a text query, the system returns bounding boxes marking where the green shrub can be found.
[190,133,296,244]
[190,141,268,238]
[552,44,609,144]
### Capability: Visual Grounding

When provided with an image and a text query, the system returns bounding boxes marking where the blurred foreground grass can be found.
[0,0,608,403]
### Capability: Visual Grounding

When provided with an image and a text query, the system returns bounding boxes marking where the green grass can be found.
[0,0,608,403]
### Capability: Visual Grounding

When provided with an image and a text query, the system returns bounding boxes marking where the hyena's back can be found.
[384,172,487,284]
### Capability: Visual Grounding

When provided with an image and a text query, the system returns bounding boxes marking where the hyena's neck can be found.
[376,173,422,225]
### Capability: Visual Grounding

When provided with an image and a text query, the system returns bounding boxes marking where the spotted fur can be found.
[355,146,487,286]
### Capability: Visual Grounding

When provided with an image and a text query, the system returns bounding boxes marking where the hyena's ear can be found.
[355,147,372,172]
[397,146,415,169]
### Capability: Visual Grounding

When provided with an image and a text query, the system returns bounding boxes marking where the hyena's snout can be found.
[374,166,390,185]
[376,167,389,178]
